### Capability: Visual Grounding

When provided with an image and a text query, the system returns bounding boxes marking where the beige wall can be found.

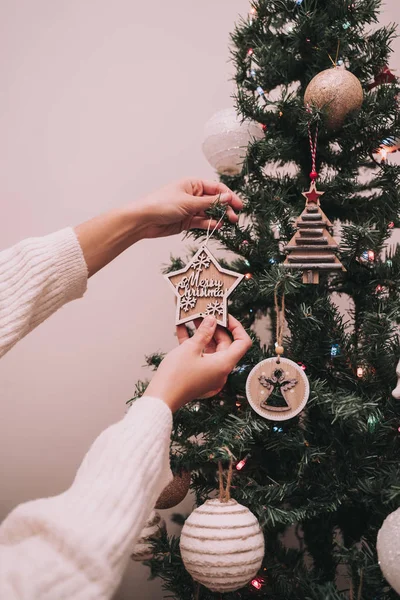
[0,2,399,599]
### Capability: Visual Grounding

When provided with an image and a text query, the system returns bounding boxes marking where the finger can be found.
[213,326,232,352]
[189,217,221,231]
[203,191,243,212]
[223,315,252,367]
[194,180,243,211]
[186,193,242,219]
[190,315,217,352]
[176,324,190,345]
[193,317,216,352]
[225,205,239,224]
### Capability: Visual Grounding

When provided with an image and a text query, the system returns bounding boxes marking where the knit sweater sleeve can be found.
[0,396,173,600]
[0,227,88,358]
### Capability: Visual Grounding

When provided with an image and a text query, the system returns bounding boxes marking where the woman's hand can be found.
[75,179,242,277]
[133,179,243,239]
[145,315,252,412]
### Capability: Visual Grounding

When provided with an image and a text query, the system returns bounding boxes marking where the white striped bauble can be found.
[180,498,265,593]
[202,108,264,176]
[131,511,165,562]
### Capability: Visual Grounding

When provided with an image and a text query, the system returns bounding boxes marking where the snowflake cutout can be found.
[191,252,211,271]
[181,295,197,312]
[205,301,224,316]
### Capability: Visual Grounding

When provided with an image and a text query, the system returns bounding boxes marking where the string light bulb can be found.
[357,367,364,378]
[362,250,375,262]
[389,221,395,229]
[236,453,250,471]
[245,273,253,280]
[251,578,263,590]
[379,147,388,163]
[273,425,283,433]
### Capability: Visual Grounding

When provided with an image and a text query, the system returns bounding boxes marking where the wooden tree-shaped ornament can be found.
[283,181,345,284]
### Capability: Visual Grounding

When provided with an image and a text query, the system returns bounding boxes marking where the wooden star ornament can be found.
[165,245,244,327]
[302,181,324,205]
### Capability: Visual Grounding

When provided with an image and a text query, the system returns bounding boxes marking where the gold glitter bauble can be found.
[304,65,364,130]
[155,470,191,510]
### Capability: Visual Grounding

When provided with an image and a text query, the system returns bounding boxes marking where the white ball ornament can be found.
[131,510,165,562]
[202,108,264,175]
[377,507,400,593]
[180,498,265,593]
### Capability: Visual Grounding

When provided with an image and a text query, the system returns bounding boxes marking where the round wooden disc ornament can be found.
[246,289,309,421]
[246,356,310,421]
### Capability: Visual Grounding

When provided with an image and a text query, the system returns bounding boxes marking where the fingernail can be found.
[203,316,216,327]
[219,192,231,204]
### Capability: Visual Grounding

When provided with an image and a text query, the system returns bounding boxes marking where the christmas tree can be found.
[131,1,400,598]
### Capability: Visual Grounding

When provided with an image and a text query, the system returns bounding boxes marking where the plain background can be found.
[0,1,399,599]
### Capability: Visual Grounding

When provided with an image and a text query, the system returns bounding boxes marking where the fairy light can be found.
[236,453,250,471]
[249,6,257,23]
[379,146,388,163]
[357,367,364,378]
[251,579,263,590]
[247,48,254,57]
[256,85,266,97]
[298,362,306,371]
[331,344,341,357]
[362,250,375,262]
[389,221,395,229]
[376,284,383,294]
[245,272,253,280]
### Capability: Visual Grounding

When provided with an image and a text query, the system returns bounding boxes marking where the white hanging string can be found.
[204,211,226,247]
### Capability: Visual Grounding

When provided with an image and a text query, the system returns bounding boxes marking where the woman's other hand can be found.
[145,315,252,412]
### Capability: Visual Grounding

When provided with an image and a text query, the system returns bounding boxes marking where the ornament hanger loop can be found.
[204,195,227,246]
[274,285,285,364]
[218,447,234,502]
[308,122,319,181]
[205,211,226,247]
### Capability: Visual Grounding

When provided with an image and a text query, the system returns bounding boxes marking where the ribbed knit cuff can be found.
[48,228,88,302]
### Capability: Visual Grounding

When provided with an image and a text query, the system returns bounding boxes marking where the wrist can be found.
[119,203,149,244]
[145,382,186,413]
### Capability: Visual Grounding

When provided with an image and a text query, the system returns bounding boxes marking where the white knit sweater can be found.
[0,228,173,599]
